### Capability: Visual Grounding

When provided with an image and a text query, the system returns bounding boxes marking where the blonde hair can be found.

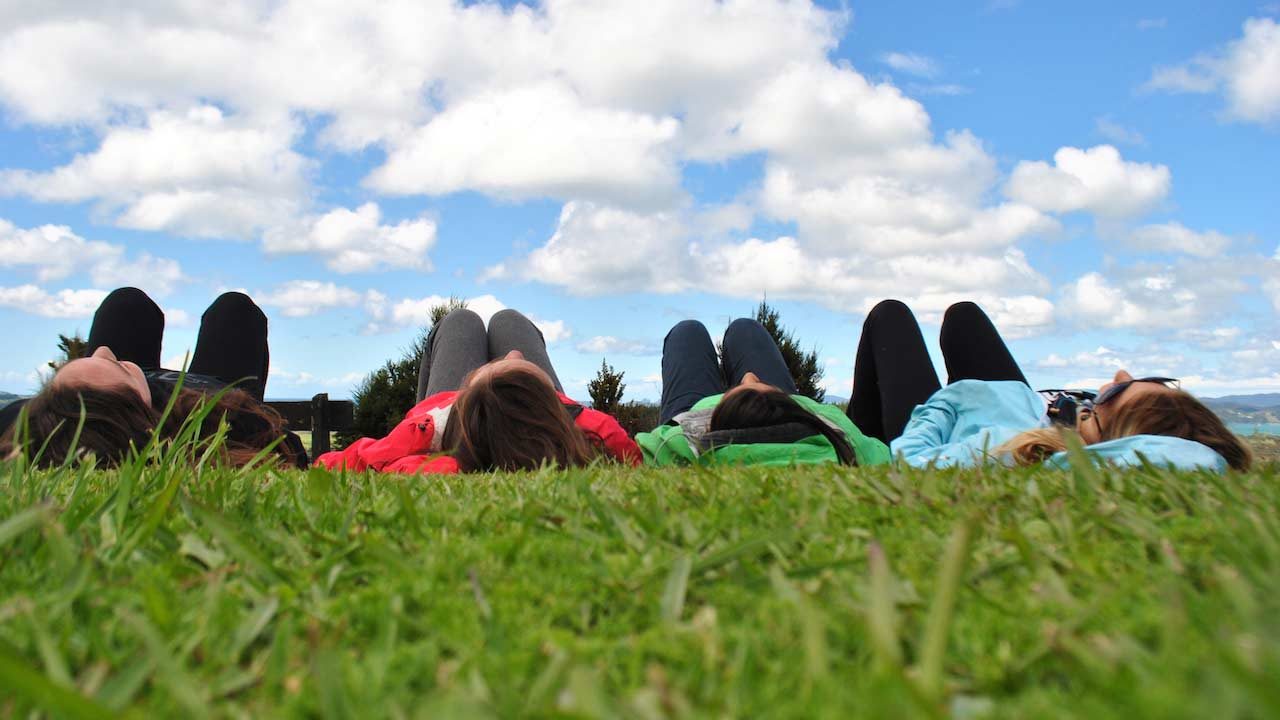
[998,390,1252,471]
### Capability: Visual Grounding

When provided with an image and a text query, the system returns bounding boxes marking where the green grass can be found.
[1,443,1278,718]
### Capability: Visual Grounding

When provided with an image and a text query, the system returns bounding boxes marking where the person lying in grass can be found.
[0,287,307,469]
[849,299,1251,471]
[316,308,639,474]
[637,317,890,467]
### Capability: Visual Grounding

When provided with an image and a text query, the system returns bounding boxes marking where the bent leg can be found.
[940,301,1028,385]
[188,292,270,400]
[85,287,164,369]
[849,300,941,443]
[419,309,489,400]
[659,320,725,423]
[486,309,564,392]
[720,318,797,393]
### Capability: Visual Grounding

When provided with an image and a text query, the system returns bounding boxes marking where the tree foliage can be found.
[47,333,88,371]
[337,298,466,448]
[754,299,825,402]
[587,359,626,415]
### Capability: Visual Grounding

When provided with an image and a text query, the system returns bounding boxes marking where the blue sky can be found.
[1,0,1277,402]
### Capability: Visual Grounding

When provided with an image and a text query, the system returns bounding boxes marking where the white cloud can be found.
[1036,346,1186,376]
[367,82,682,209]
[371,292,571,342]
[1127,222,1232,257]
[575,336,659,355]
[0,285,108,318]
[1146,17,1280,124]
[1058,255,1267,331]
[880,52,938,78]
[256,281,367,318]
[1005,145,1171,219]
[1095,116,1146,146]
[0,218,183,296]
[263,203,437,273]
[0,106,306,239]
[1137,18,1168,31]
[489,201,692,294]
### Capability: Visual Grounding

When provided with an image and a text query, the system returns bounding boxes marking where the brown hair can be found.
[0,383,300,469]
[441,368,602,472]
[999,389,1252,470]
[709,387,858,465]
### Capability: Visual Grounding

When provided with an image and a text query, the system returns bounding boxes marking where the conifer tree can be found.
[587,359,626,414]
[753,299,825,402]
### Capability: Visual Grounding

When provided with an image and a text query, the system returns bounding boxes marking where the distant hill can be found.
[1201,393,1280,409]
[0,391,19,407]
[1201,394,1280,425]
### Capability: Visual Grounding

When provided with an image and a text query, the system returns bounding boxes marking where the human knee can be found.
[723,317,769,347]
[666,319,710,343]
[866,299,913,325]
[488,308,531,328]
[98,287,161,316]
[437,308,485,331]
[943,301,985,326]
[207,291,265,320]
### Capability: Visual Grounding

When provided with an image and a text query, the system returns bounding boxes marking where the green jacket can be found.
[636,393,891,467]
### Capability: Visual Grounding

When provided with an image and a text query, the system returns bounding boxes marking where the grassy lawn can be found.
[1,448,1278,718]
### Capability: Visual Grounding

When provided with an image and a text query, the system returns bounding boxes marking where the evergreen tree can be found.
[47,333,88,371]
[337,298,466,447]
[754,299,825,402]
[587,359,626,414]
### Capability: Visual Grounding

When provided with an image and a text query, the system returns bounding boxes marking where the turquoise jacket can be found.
[890,380,1228,472]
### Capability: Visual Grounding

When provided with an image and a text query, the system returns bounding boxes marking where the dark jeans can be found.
[658,318,797,424]
[417,308,564,401]
[86,287,271,401]
[848,300,1027,443]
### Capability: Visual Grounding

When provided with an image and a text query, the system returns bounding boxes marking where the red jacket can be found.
[315,390,640,474]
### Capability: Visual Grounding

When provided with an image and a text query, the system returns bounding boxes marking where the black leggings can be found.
[848,300,1027,443]
[86,287,271,401]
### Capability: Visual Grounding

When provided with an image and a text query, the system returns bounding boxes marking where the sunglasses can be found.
[1092,377,1180,407]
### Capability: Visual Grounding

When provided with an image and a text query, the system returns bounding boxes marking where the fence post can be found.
[311,393,330,455]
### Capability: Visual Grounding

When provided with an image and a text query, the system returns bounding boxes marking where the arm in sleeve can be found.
[577,408,642,466]
[315,414,437,473]
[888,393,963,467]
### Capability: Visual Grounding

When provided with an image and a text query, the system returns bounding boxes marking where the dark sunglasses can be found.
[1093,377,1179,407]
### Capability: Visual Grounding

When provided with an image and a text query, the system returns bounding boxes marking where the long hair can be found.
[441,368,602,472]
[999,390,1252,470]
[709,388,858,465]
[0,383,299,469]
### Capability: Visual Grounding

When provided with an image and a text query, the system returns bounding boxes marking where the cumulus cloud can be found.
[1058,255,1265,331]
[1036,346,1186,377]
[1127,222,1233,257]
[0,106,306,239]
[880,52,938,78]
[0,218,183,296]
[575,336,659,355]
[1146,17,1280,124]
[1005,145,1171,219]
[488,202,692,295]
[255,280,371,318]
[263,203,437,273]
[368,82,682,209]
[256,282,571,342]
[378,292,570,342]
[0,285,108,318]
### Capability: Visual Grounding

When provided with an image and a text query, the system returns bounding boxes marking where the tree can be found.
[48,333,88,371]
[754,299,825,402]
[336,298,466,448]
[587,359,626,414]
